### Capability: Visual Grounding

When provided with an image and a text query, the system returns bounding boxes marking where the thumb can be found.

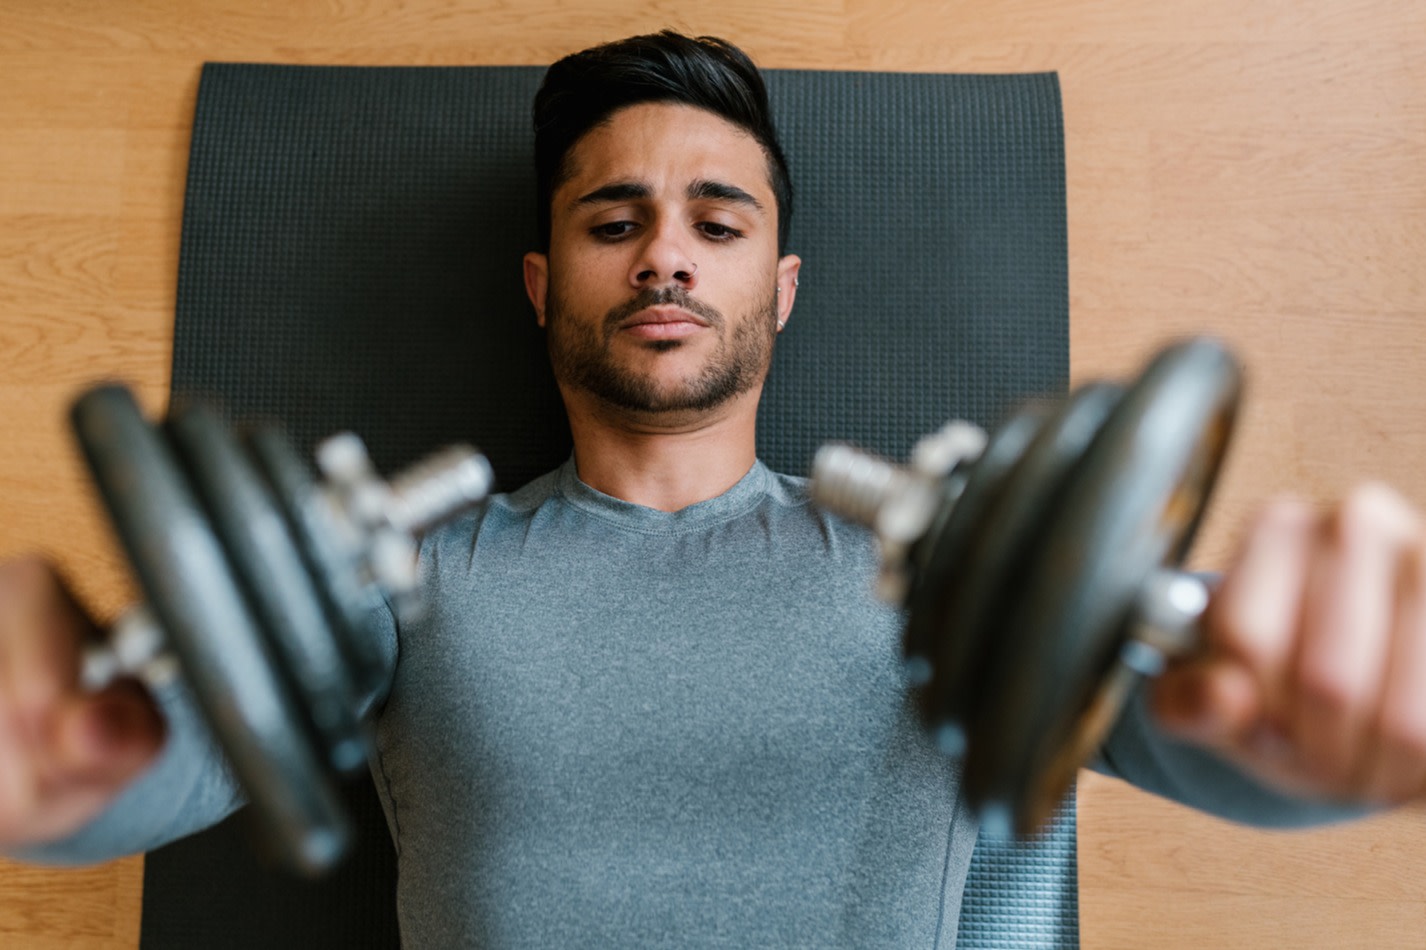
[51,681,165,789]
[1150,658,1264,749]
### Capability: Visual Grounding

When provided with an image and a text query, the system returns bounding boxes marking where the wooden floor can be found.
[3,0,1425,946]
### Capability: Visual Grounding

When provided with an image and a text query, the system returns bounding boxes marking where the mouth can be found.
[618,306,710,340]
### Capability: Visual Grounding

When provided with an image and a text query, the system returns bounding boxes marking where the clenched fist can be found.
[1155,482,1426,806]
[0,558,165,849]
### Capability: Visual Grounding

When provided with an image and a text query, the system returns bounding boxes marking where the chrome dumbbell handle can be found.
[811,425,987,603]
[811,424,987,540]
[81,438,495,693]
[811,439,1211,670]
[814,436,1216,840]
[384,445,495,536]
[1127,569,1210,670]
[316,435,494,613]
[80,605,177,691]
[1028,568,1212,840]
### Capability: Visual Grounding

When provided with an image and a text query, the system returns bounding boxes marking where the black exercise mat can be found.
[146,63,1073,949]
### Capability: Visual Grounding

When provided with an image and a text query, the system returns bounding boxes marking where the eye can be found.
[697,221,745,242]
[590,221,637,241]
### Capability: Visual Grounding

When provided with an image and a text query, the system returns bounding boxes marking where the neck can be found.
[562,387,762,512]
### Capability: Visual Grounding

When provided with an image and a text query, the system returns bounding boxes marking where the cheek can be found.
[552,243,628,300]
[719,273,778,319]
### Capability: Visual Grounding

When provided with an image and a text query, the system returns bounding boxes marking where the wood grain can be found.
[0,857,141,950]
[2,1,1424,946]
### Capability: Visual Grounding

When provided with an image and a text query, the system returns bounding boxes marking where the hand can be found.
[1152,483,1426,805]
[0,558,164,849]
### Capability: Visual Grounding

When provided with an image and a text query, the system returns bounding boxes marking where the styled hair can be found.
[533,31,793,253]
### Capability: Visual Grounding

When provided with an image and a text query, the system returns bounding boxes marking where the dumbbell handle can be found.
[812,439,1216,831]
[80,437,495,696]
[80,605,176,691]
[811,441,1211,669]
[1038,567,1212,814]
[1127,569,1210,669]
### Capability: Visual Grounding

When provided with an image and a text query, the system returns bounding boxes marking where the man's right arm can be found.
[0,558,243,864]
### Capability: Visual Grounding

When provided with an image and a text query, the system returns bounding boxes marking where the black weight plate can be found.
[245,427,392,706]
[168,407,368,776]
[903,405,1048,745]
[71,385,352,874]
[922,383,1122,748]
[963,338,1240,833]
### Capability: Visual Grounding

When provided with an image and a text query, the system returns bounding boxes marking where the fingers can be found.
[1293,483,1418,793]
[1155,497,1315,749]
[1166,483,1426,805]
[1151,655,1262,746]
[0,683,167,847]
[1357,545,1426,802]
[1212,496,1316,694]
[0,557,165,846]
[53,681,167,785]
[0,558,92,733]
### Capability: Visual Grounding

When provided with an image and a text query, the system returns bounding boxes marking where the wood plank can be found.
[2,1,1424,946]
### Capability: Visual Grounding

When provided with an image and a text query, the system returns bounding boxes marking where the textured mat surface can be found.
[149,63,1073,949]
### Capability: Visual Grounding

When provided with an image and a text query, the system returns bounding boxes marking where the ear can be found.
[774,254,801,331]
[524,252,550,327]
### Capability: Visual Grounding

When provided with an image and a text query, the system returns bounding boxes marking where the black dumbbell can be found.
[71,386,493,874]
[810,337,1241,837]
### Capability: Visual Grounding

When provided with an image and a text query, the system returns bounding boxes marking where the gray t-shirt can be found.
[15,459,1360,948]
[375,459,975,947]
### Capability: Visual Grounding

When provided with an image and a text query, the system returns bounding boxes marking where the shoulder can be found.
[415,465,564,553]
[499,466,565,514]
[756,464,881,561]
[760,467,812,508]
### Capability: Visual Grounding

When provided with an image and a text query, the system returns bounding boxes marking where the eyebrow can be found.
[687,179,764,213]
[571,178,765,214]
[573,181,652,207]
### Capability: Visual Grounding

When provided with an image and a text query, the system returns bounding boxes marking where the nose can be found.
[629,220,698,291]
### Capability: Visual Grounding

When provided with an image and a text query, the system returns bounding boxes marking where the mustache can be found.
[603,287,725,335]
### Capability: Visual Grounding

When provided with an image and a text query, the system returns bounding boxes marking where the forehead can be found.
[557,102,773,201]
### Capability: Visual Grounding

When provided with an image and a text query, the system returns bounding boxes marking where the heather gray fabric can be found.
[376,461,976,948]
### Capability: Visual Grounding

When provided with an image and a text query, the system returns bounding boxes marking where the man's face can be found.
[524,103,799,423]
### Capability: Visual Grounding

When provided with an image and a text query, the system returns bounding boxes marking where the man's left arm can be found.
[1099,482,1426,823]
[1094,684,1374,826]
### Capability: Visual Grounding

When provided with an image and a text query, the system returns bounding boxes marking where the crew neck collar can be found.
[554,457,771,533]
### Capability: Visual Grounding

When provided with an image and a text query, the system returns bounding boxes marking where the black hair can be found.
[533,31,793,254]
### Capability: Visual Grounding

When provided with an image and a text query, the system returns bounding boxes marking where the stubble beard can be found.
[544,282,779,416]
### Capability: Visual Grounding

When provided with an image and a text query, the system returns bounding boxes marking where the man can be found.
[2,30,1425,948]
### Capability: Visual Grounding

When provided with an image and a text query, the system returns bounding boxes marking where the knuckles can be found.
[1325,481,1421,552]
[1254,494,1316,534]
[0,556,83,719]
[1294,654,1367,725]
[0,556,66,622]
[1375,705,1426,774]
[0,554,52,596]
[1203,497,1312,668]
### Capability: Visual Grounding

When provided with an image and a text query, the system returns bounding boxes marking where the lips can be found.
[619,306,710,329]
[618,306,710,340]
